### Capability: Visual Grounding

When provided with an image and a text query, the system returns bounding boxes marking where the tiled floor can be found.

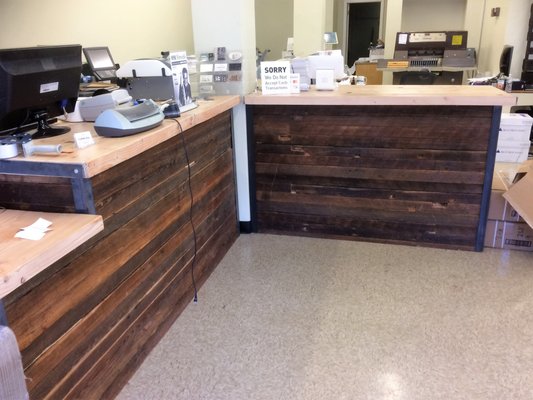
[117,234,533,400]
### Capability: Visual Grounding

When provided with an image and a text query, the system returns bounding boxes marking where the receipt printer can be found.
[78,89,132,121]
[116,59,174,101]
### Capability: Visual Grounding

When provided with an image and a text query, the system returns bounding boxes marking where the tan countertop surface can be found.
[244,85,517,107]
[0,209,104,298]
[3,96,240,178]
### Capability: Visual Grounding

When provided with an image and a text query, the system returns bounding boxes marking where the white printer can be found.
[78,89,132,121]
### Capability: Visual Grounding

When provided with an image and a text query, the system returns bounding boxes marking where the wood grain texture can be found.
[0,210,103,299]
[245,85,517,106]
[2,110,238,399]
[0,175,75,212]
[251,104,496,250]
[1,96,240,178]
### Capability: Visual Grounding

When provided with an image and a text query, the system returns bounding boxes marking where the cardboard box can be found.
[485,161,533,251]
[495,141,530,163]
[489,166,519,221]
[484,220,533,251]
[503,161,533,229]
[488,188,522,223]
[499,113,533,142]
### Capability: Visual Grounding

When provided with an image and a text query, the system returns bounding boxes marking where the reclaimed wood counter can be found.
[245,85,516,106]
[0,95,240,180]
[0,95,240,399]
[245,85,516,251]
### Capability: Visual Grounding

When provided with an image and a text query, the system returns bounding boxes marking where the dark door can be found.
[347,2,381,66]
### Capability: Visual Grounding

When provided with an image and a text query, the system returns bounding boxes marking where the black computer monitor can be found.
[83,46,117,81]
[499,45,513,77]
[0,44,82,138]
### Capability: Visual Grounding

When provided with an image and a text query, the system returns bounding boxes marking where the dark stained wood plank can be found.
[251,104,495,249]
[255,149,487,172]
[256,143,489,164]
[256,174,483,194]
[253,105,493,151]
[255,163,486,185]
[256,183,482,205]
[57,212,238,400]
[25,185,236,399]
[257,192,480,226]
[0,174,75,212]
[257,211,477,250]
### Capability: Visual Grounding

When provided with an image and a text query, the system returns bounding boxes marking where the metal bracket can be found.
[0,300,8,326]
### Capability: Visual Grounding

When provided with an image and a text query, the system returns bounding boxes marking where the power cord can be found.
[171,118,198,303]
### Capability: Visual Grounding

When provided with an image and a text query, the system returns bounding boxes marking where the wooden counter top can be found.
[0,210,104,298]
[2,96,240,178]
[244,85,517,107]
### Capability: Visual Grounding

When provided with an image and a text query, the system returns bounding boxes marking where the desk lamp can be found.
[324,32,338,51]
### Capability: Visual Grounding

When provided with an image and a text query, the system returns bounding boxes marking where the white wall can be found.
[0,0,194,66]
[192,0,257,95]
[505,0,532,78]
[382,0,403,83]
[326,0,335,32]
[293,0,328,56]
[401,0,466,31]
[255,0,294,61]
[477,0,532,77]
[477,0,508,77]
[191,0,258,223]
[464,0,486,50]
[2,0,531,79]
[333,0,346,50]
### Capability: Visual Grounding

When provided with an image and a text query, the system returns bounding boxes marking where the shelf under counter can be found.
[0,210,104,300]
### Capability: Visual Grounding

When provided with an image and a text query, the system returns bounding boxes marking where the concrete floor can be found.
[117,234,533,400]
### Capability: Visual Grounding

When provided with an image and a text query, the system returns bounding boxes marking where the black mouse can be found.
[92,89,110,96]
[163,102,181,118]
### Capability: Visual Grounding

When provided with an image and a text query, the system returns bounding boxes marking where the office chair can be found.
[399,71,437,85]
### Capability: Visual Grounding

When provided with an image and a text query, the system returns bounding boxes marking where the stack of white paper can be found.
[290,57,310,91]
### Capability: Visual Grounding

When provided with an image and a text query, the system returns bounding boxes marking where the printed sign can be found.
[169,51,194,110]
[260,61,291,95]
[451,35,463,46]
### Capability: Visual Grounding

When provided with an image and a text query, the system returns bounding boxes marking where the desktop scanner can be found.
[94,99,164,137]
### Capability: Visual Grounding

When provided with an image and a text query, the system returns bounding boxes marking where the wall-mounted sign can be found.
[260,61,291,95]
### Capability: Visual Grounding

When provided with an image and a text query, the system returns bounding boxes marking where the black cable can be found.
[172,118,198,303]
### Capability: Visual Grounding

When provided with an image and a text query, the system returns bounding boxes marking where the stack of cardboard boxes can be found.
[495,113,532,163]
[485,161,533,251]
[485,113,533,251]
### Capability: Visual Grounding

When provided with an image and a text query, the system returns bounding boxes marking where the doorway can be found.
[346,1,381,67]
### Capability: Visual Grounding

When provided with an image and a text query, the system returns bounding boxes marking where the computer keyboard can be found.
[95,70,117,80]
